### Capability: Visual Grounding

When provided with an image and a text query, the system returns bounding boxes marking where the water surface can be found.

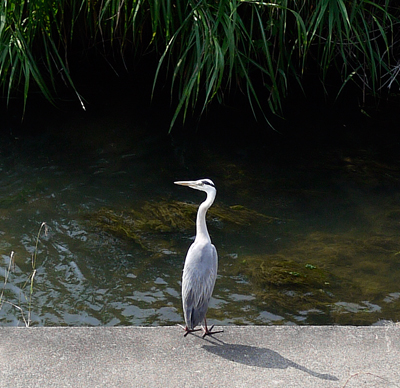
[1,103,400,327]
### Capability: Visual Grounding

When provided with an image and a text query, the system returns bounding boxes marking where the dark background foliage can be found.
[1,1,399,135]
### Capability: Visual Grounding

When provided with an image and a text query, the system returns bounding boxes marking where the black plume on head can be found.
[202,180,215,188]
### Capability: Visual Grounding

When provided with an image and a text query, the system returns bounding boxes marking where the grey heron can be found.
[174,178,223,338]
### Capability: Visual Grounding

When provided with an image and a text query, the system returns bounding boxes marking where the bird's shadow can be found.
[202,338,338,382]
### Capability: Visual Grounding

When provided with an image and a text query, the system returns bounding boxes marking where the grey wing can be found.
[182,243,218,329]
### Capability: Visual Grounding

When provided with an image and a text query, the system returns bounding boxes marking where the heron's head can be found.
[174,179,216,194]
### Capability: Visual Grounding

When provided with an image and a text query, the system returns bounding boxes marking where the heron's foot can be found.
[202,324,224,338]
[177,324,202,337]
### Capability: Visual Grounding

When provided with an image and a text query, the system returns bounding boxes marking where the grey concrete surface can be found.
[0,325,399,387]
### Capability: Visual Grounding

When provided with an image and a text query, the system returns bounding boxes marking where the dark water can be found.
[1,98,400,327]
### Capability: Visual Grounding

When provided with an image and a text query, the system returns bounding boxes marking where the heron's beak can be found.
[174,180,197,187]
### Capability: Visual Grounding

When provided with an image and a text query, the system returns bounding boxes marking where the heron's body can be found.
[182,239,217,329]
[174,179,222,337]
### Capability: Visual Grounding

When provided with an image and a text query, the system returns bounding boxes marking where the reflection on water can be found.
[1,107,400,326]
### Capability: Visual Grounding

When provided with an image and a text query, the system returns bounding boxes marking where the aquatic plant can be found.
[0,251,15,310]
[236,230,400,324]
[0,1,399,127]
[86,200,278,253]
[0,222,47,326]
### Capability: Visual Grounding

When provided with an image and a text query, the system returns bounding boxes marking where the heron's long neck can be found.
[195,190,216,243]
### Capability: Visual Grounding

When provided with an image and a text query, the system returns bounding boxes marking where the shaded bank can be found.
[1,0,399,131]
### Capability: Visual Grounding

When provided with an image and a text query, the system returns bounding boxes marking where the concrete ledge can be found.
[1,325,399,387]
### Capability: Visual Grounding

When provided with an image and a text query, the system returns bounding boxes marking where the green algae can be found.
[235,230,400,324]
[235,255,337,320]
[85,200,281,253]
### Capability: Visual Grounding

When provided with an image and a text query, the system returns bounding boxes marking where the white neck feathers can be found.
[195,189,216,243]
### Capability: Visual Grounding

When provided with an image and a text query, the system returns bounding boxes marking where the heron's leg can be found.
[201,318,224,338]
[177,324,201,337]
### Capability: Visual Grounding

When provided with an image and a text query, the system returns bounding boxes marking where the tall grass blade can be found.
[0,0,399,128]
